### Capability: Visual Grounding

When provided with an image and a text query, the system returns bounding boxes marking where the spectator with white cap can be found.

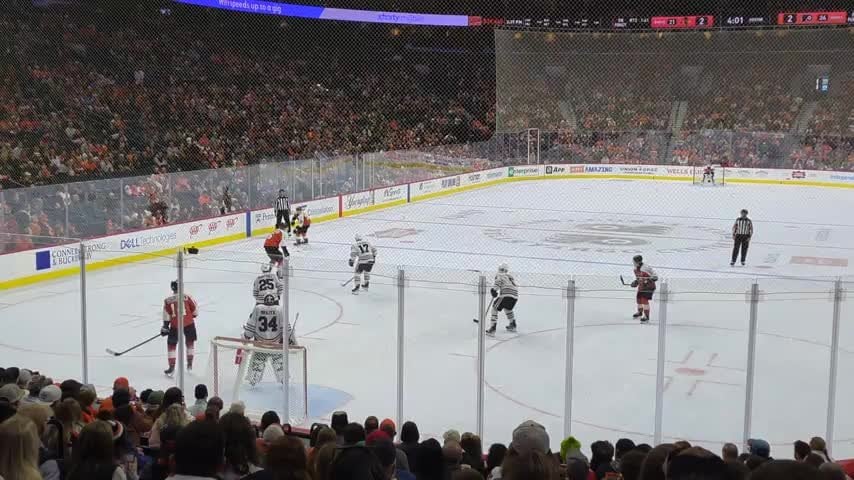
[0,383,27,408]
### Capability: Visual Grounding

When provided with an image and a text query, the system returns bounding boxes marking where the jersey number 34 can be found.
[258,316,278,332]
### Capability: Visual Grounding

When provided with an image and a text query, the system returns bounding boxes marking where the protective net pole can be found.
[177,248,186,392]
[79,242,89,384]
[282,258,291,422]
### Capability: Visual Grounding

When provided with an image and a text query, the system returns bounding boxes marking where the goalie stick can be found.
[106,333,162,357]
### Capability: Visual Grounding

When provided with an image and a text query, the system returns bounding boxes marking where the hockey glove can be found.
[160,324,170,336]
[630,280,639,288]
[490,288,498,298]
[348,258,354,267]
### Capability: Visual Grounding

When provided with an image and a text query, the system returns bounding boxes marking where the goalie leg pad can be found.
[271,354,285,383]
[245,352,266,386]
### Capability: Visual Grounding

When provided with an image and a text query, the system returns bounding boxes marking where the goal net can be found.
[207,336,308,424]
[692,165,726,186]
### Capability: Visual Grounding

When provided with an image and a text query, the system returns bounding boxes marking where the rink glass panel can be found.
[569,275,656,446]
[832,279,854,459]
[290,256,398,426]
[482,271,569,450]
[752,278,835,451]
[661,277,751,451]
[403,265,481,437]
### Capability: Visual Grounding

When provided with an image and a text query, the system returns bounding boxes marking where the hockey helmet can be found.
[170,280,178,292]
[354,234,362,242]
[263,294,278,306]
[261,263,272,274]
[633,255,643,267]
[498,263,509,273]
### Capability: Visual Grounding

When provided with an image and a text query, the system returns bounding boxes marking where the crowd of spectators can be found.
[1,366,854,480]
[2,2,854,253]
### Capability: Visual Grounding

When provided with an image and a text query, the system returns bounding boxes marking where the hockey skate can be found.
[361,282,369,291]
[506,322,517,333]
[632,312,643,319]
[640,316,650,324]
[164,365,175,377]
[187,360,193,372]
[485,325,496,337]
[741,261,746,266]
[351,285,360,295]
[730,262,735,266]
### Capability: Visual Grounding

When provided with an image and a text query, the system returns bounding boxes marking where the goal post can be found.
[207,336,308,424]
[692,164,726,186]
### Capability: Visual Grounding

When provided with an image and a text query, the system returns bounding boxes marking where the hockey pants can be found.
[490,296,517,328]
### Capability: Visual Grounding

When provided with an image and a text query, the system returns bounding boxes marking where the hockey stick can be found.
[472,297,499,324]
[341,277,354,287]
[620,275,628,286]
[106,334,162,357]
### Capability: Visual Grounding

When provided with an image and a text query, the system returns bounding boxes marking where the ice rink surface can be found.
[3,178,854,455]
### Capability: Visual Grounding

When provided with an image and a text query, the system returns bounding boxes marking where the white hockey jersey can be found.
[244,304,283,342]
[493,272,519,299]
[350,240,377,265]
[253,273,282,304]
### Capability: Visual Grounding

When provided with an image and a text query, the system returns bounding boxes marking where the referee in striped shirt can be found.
[731,209,753,266]
[275,189,291,234]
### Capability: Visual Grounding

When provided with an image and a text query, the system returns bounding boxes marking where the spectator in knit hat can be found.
[59,379,82,401]
[379,418,397,440]
[443,429,461,445]
[748,438,772,459]
[510,420,550,455]
[17,369,32,389]
[98,377,131,413]
[331,410,349,444]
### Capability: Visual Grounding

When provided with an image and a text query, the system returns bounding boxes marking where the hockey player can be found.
[161,280,198,376]
[263,224,290,266]
[486,263,519,336]
[253,263,283,304]
[291,206,311,245]
[241,294,297,386]
[702,166,715,184]
[349,234,377,294]
[630,255,658,323]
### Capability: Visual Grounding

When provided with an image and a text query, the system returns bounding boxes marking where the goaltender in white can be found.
[239,294,297,386]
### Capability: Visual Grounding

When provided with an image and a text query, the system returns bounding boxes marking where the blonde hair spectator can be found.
[0,415,43,480]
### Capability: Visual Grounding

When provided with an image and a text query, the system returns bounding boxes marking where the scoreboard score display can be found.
[650,16,714,28]
[777,11,848,25]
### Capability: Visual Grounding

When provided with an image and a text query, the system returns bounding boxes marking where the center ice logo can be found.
[484,220,729,254]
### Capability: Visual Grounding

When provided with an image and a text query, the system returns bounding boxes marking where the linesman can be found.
[731,209,753,266]
[275,189,291,234]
